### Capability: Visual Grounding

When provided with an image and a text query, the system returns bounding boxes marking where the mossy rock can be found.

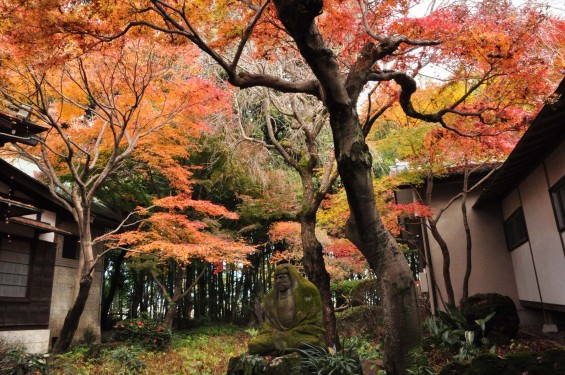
[227,353,308,375]
[468,354,507,375]
[460,293,519,343]
[438,361,471,375]
[505,351,541,374]
[540,349,565,374]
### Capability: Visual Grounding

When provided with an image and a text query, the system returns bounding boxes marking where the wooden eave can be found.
[0,158,120,228]
[0,132,42,146]
[0,111,48,135]
[0,158,70,215]
[0,111,47,146]
[7,216,72,235]
[474,78,565,207]
[0,196,43,218]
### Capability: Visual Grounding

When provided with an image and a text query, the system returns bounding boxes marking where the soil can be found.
[424,328,565,372]
[516,328,565,350]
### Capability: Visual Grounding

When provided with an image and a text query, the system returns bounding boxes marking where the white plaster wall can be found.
[19,211,57,243]
[518,164,565,306]
[38,211,56,243]
[0,329,50,353]
[427,182,520,306]
[510,243,541,302]
[49,262,103,344]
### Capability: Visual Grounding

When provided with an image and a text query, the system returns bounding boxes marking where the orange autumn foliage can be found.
[268,221,369,278]
[115,211,254,265]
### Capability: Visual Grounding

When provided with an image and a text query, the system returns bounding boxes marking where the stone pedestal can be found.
[227,353,308,375]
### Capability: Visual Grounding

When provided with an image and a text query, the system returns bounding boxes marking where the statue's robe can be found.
[248,264,327,355]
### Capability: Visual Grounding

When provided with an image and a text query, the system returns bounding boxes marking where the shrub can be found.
[331,279,380,308]
[336,305,384,339]
[297,343,363,375]
[83,326,97,345]
[342,336,382,360]
[438,361,470,375]
[108,346,146,374]
[0,339,49,375]
[112,319,171,351]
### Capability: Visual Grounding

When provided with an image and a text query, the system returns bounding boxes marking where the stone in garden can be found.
[247,264,327,355]
[460,293,519,344]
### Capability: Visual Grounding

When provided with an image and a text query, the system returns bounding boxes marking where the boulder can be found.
[460,293,519,343]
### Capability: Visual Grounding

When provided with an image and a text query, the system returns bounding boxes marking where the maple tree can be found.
[113,192,256,329]
[268,220,369,280]
[394,131,504,307]
[235,84,342,347]
[370,63,562,306]
[0,35,231,351]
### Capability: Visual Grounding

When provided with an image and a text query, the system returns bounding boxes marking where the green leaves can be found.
[112,319,172,351]
[297,342,364,375]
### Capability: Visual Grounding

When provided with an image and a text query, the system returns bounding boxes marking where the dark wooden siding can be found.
[0,238,56,327]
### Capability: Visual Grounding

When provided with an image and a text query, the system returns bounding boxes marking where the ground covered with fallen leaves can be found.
[49,325,251,375]
[11,323,563,374]
[422,328,565,373]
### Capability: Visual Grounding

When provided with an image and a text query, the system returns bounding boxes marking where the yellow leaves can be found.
[268,221,301,244]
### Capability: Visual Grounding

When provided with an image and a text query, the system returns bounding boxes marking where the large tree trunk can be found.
[300,215,339,349]
[272,2,421,372]
[52,274,93,354]
[52,218,97,354]
[162,266,184,330]
[339,142,421,375]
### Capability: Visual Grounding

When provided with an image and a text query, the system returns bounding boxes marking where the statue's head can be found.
[273,264,298,293]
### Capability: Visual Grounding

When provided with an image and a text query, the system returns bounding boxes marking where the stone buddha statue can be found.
[248,264,327,355]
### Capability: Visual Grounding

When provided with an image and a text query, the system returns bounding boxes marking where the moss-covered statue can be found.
[248,264,327,355]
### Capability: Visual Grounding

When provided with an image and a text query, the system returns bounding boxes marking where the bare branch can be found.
[357,0,386,42]
[233,98,273,152]
[176,267,206,300]
[93,205,156,245]
[367,69,507,137]
[263,89,300,170]
[231,1,270,70]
